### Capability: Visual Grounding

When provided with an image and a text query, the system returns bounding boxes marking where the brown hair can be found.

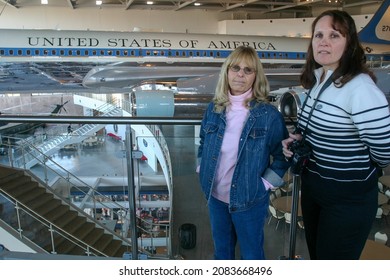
[300,10,376,89]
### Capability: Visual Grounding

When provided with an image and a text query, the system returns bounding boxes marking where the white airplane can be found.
[83,0,390,91]
[0,0,388,93]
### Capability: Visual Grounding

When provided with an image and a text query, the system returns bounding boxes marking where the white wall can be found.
[0,6,225,34]
[0,227,38,253]
[218,14,374,37]
[0,4,380,36]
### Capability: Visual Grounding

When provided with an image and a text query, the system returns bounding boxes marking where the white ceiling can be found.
[0,0,383,19]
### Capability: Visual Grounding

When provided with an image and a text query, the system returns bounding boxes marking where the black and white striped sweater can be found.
[298,68,390,182]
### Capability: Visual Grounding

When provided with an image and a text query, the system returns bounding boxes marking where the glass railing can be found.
[0,114,205,259]
[0,192,115,257]
[0,114,388,260]
[0,120,187,259]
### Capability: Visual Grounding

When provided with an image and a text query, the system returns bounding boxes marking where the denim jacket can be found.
[197,100,290,212]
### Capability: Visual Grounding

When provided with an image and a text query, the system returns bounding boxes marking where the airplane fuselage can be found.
[0,29,387,65]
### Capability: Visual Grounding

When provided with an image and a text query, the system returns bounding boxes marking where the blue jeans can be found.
[208,195,269,260]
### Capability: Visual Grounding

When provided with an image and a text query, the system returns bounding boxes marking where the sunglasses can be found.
[229,65,256,75]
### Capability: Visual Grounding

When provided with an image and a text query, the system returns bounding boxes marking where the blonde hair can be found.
[213,46,269,113]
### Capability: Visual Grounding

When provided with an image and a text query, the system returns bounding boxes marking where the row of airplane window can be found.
[0,48,307,59]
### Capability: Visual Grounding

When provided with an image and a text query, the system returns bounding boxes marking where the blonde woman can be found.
[197,46,290,259]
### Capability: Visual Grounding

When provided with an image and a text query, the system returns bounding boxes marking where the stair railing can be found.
[1,136,171,258]
[0,192,109,257]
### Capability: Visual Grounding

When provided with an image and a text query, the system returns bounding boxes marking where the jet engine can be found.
[276,86,307,125]
[130,90,213,117]
[131,90,175,117]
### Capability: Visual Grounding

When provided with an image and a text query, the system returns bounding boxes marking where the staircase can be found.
[19,106,123,169]
[0,165,131,258]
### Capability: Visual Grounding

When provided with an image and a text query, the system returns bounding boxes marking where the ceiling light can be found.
[96,1,102,5]
[147,1,154,4]
[41,0,48,4]
[194,2,201,6]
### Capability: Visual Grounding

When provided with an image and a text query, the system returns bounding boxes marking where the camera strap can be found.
[297,74,334,142]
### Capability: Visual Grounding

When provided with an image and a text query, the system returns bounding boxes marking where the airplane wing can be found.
[82,65,221,88]
[82,64,303,93]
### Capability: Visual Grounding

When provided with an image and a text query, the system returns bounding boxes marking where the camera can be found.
[288,140,312,175]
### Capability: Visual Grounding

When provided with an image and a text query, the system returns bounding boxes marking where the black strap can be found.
[297,74,334,142]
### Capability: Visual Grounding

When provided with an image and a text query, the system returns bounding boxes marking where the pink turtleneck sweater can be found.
[212,89,252,203]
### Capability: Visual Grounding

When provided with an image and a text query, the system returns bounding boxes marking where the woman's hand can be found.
[282,133,303,160]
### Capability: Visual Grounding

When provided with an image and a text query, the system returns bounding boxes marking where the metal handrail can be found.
[0,115,202,125]
[0,115,201,259]
[0,136,171,258]
[0,192,109,257]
